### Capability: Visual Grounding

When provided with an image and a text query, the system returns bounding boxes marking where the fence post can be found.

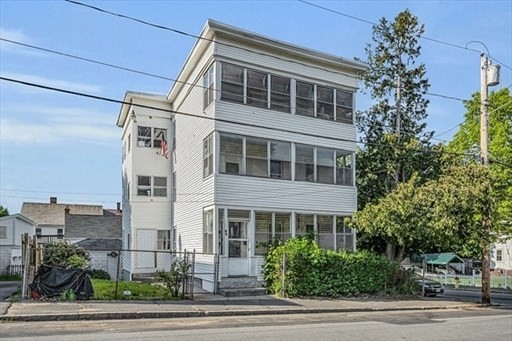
[114,250,121,300]
[472,269,476,286]
[21,234,30,300]
[281,252,286,298]
[190,250,196,300]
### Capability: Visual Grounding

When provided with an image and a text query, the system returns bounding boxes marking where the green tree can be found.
[0,206,8,217]
[448,88,512,223]
[354,163,509,259]
[356,10,440,259]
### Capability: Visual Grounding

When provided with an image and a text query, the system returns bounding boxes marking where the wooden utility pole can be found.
[480,53,491,304]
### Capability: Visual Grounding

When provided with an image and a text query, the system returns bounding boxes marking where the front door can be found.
[136,229,156,269]
[227,220,249,276]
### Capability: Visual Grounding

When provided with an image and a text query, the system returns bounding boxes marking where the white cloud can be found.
[0,27,31,43]
[0,118,118,147]
[6,105,115,127]
[0,27,44,57]
[0,72,101,94]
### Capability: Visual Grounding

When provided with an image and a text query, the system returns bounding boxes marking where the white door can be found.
[227,220,249,276]
[136,229,156,269]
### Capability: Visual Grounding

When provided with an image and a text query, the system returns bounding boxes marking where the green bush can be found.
[89,269,111,280]
[43,242,90,268]
[264,237,413,297]
[156,258,191,299]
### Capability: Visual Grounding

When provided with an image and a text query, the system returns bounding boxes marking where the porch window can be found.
[203,64,214,109]
[296,81,315,117]
[295,144,315,182]
[336,216,354,251]
[247,69,268,108]
[316,86,334,121]
[203,134,214,178]
[255,212,272,255]
[246,137,268,177]
[203,210,214,254]
[336,89,353,124]
[275,213,291,241]
[336,150,353,186]
[220,133,243,175]
[157,230,171,250]
[270,75,291,113]
[317,147,335,184]
[296,214,314,238]
[270,141,291,179]
[221,63,244,103]
[317,215,334,250]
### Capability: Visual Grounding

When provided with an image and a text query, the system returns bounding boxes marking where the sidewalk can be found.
[0,294,487,322]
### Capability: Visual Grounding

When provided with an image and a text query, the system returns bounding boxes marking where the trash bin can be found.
[454,277,460,289]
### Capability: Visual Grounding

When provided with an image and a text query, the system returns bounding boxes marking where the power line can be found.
[298,0,484,55]
[0,76,476,160]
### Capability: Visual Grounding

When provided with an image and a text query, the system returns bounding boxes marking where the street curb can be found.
[0,302,12,316]
[0,304,485,322]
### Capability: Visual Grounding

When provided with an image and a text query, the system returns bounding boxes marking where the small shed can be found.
[424,253,465,274]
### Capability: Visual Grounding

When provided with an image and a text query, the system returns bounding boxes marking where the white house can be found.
[0,214,37,274]
[117,20,365,292]
[491,239,512,273]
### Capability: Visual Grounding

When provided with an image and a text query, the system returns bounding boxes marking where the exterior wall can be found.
[0,216,36,247]
[0,248,11,273]
[173,43,215,254]
[492,239,512,271]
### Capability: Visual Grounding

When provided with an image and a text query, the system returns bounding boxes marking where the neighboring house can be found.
[0,214,37,274]
[491,239,512,273]
[65,206,123,280]
[117,20,365,291]
[21,197,105,242]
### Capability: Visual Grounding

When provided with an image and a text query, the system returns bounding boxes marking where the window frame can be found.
[0,226,6,239]
[137,126,167,148]
[137,175,168,197]
[157,230,171,250]
[203,134,214,178]
[203,210,214,254]
[203,64,215,109]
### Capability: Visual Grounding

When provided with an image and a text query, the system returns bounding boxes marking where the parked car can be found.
[416,278,445,296]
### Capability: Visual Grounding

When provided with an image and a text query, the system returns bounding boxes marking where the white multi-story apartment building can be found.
[117,20,366,292]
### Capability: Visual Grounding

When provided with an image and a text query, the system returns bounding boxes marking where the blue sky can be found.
[1,0,511,213]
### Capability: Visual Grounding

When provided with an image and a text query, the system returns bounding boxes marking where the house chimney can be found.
[50,197,57,204]
[117,202,121,212]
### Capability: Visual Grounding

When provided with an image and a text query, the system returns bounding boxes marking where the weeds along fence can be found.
[21,236,218,300]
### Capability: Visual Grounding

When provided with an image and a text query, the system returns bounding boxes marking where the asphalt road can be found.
[440,289,512,307]
[0,281,21,300]
[0,308,510,340]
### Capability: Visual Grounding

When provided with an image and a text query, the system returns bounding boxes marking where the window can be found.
[57,228,63,236]
[137,126,151,147]
[317,147,335,184]
[270,141,291,180]
[137,126,167,148]
[255,212,272,255]
[246,137,268,177]
[275,213,291,241]
[36,228,41,237]
[220,133,243,175]
[317,86,334,120]
[203,134,214,178]
[137,176,168,197]
[221,63,244,103]
[296,214,314,238]
[137,176,151,196]
[172,173,176,202]
[317,215,334,249]
[203,210,214,253]
[336,216,354,251]
[336,89,353,123]
[0,226,6,239]
[157,230,171,250]
[203,64,215,109]
[271,75,291,112]
[296,81,315,117]
[153,176,167,197]
[295,144,314,182]
[496,250,503,262]
[336,150,353,186]
[218,209,224,256]
[247,69,268,108]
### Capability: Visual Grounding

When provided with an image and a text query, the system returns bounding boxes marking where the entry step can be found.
[218,287,268,297]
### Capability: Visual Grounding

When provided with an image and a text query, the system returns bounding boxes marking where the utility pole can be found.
[480,53,491,304]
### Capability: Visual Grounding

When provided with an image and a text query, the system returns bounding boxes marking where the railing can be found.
[424,272,510,289]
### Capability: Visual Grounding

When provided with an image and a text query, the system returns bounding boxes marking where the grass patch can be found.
[91,279,173,300]
[0,274,22,281]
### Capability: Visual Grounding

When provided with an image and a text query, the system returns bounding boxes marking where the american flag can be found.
[161,136,169,159]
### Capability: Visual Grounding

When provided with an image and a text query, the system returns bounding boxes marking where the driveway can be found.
[0,281,21,300]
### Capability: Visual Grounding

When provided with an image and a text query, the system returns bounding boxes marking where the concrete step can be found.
[218,287,268,297]
[218,276,261,289]
[132,273,157,283]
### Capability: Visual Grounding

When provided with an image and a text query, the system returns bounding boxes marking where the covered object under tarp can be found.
[29,265,94,300]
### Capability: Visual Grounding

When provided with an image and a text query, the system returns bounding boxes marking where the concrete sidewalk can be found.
[0,294,486,322]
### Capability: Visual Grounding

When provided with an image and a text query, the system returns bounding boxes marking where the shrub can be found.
[156,258,191,299]
[264,237,408,297]
[89,269,111,280]
[43,242,90,268]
